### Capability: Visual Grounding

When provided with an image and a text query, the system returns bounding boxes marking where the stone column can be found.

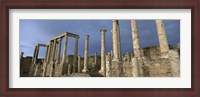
[62,34,68,64]
[30,45,39,75]
[155,20,169,56]
[77,56,81,73]
[56,38,62,64]
[94,52,97,65]
[106,52,111,77]
[132,57,139,77]
[131,20,141,58]
[99,29,107,76]
[73,37,79,73]
[110,50,113,60]
[111,20,121,77]
[116,21,121,60]
[33,45,40,76]
[82,35,89,72]
[42,44,49,77]
[112,20,120,61]
[49,40,57,77]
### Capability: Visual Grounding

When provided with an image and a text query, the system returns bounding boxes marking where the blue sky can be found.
[20,20,180,58]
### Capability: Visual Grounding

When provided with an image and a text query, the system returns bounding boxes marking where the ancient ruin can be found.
[20,19,180,77]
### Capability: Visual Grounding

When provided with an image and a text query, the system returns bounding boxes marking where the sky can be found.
[20,20,180,58]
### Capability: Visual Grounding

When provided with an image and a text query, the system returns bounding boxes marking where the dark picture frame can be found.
[0,0,199,96]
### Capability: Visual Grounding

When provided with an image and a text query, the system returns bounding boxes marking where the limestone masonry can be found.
[20,20,180,77]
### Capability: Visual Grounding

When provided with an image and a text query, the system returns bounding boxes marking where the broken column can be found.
[111,20,121,77]
[155,20,169,57]
[99,29,107,76]
[82,35,89,72]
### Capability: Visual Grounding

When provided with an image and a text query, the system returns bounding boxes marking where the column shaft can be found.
[117,21,121,60]
[112,20,120,61]
[131,20,141,57]
[62,34,68,63]
[156,20,169,54]
[56,38,62,64]
[82,35,89,72]
[99,29,106,76]
[50,40,57,77]
[42,44,49,77]
[73,38,79,73]
[78,56,81,73]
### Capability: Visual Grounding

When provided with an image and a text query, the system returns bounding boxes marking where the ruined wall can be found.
[20,57,43,76]
[20,56,32,75]
[121,45,180,77]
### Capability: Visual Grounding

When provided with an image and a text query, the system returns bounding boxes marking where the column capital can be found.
[100,28,107,33]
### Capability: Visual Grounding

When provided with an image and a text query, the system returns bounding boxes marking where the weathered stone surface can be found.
[82,35,89,72]
[156,20,169,55]
[110,60,121,77]
[131,20,141,57]
[106,53,111,77]
[112,20,121,61]
[168,50,180,77]
[99,29,107,76]
[132,57,139,77]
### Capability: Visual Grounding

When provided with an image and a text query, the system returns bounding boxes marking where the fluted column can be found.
[82,35,89,72]
[155,20,169,56]
[73,37,79,73]
[131,20,141,58]
[99,29,107,76]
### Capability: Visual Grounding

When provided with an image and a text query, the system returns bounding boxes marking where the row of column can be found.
[41,32,79,77]
[131,20,169,58]
[97,19,170,77]
[131,20,170,77]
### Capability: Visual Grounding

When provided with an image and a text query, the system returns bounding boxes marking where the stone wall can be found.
[121,45,180,77]
[20,56,43,76]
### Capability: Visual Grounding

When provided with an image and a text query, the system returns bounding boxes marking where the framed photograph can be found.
[1,0,199,96]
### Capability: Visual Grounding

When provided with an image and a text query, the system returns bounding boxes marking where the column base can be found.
[110,60,120,77]
[82,69,88,73]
